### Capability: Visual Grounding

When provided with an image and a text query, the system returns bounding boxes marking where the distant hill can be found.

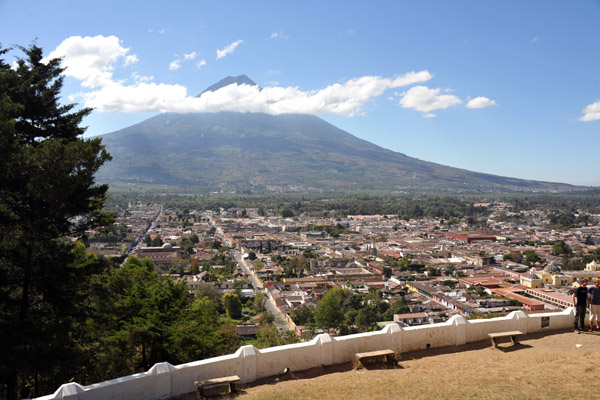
[96,77,580,193]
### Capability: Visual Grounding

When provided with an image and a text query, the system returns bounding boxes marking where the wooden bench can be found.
[488,331,523,348]
[194,375,241,397]
[354,349,397,369]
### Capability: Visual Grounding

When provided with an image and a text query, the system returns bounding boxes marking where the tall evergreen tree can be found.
[0,45,112,400]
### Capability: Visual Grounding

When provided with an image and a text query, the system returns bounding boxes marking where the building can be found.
[394,312,429,326]
[520,268,542,288]
[492,287,545,311]
[525,287,573,309]
[535,262,573,287]
[405,281,477,316]
[535,261,600,287]
[134,243,189,266]
[585,260,600,272]
[443,232,497,244]
[236,324,259,340]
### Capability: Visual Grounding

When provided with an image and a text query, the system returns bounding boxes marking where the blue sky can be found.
[1,0,599,186]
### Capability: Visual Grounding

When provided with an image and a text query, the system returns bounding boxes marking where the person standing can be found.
[573,278,590,333]
[588,279,600,331]
[20,386,32,400]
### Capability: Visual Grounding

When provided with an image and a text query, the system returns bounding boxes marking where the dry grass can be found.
[226,330,600,400]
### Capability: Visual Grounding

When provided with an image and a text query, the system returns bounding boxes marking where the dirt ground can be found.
[198,329,600,400]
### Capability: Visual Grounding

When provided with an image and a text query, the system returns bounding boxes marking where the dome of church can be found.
[162,243,173,249]
[543,261,561,273]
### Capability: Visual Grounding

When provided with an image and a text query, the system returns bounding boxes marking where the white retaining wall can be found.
[36,308,574,400]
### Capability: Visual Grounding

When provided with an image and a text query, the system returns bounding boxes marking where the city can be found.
[2,1,600,399]
[88,200,600,341]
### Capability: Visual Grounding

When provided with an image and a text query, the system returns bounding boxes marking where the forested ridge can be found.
[106,190,600,222]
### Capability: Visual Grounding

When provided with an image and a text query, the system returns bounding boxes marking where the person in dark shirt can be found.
[572,278,589,333]
[20,385,32,400]
[588,278,600,331]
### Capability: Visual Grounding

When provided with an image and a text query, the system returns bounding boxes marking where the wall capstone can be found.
[316,333,333,366]
[514,311,529,334]
[451,314,467,346]
[240,345,258,382]
[148,362,176,399]
[52,382,85,400]
[384,323,402,352]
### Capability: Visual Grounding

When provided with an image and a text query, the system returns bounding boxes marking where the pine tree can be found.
[0,44,112,400]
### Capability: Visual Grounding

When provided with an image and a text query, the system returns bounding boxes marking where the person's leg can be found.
[579,307,585,330]
[593,305,600,329]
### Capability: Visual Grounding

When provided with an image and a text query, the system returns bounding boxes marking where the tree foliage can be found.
[222,292,243,319]
[311,286,410,334]
[80,259,241,383]
[0,45,244,399]
[551,241,572,256]
[0,45,112,399]
[314,287,350,331]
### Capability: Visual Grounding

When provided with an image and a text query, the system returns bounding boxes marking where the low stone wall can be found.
[36,308,573,400]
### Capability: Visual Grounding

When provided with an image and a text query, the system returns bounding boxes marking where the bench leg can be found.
[510,336,519,346]
[200,382,232,397]
[354,355,397,369]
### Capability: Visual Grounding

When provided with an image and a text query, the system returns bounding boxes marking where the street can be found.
[233,250,295,332]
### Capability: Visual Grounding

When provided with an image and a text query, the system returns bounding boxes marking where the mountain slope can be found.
[198,75,259,95]
[96,111,577,192]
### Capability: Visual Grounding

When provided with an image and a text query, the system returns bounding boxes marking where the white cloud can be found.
[131,72,154,83]
[76,69,431,115]
[46,35,129,88]
[100,72,429,115]
[49,36,439,116]
[184,51,197,60]
[217,40,243,59]
[81,82,189,113]
[423,113,436,119]
[168,60,181,71]
[169,51,198,71]
[399,86,462,114]
[579,100,600,122]
[124,54,139,67]
[196,59,207,69]
[466,96,497,109]
[392,71,433,87]
[271,32,289,39]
